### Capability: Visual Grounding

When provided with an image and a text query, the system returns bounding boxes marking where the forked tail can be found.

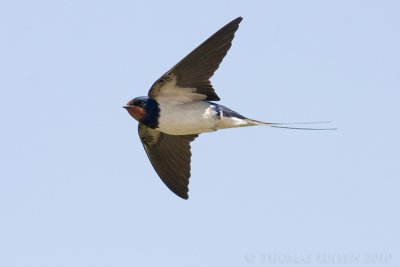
[245,119,337,130]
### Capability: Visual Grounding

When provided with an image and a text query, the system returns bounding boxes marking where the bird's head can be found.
[123,96,160,128]
[123,96,148,122]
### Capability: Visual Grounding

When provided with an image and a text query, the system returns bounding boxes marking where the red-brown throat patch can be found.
[126,106,145,122]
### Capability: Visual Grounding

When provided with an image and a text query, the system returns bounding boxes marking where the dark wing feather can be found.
[138,124,198,199]
[148,17,243,101]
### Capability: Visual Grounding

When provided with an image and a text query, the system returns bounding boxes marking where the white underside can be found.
[157,102,249,135]
[153,78,256,135]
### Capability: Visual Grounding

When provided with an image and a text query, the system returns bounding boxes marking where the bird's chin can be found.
[126,106,145,122]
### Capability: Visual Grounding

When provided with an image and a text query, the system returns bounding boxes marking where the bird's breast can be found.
[157,102,218,135]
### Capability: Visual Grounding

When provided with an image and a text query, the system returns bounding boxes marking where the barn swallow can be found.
[124,17,333,199]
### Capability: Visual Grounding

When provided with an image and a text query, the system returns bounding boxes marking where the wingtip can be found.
[177,192,189,200]
[232,17,243,25]
[170,187,189,200]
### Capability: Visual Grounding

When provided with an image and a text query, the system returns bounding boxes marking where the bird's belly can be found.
[157,102,218,135]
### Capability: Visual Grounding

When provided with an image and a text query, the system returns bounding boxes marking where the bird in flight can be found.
[124,17,333,199]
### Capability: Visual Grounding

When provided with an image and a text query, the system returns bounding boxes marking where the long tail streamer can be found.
[268,121,337,130]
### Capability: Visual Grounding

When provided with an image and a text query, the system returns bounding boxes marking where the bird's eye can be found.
[134,101,144,108]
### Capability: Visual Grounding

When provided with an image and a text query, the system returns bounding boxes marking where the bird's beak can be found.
[123,105,134,109]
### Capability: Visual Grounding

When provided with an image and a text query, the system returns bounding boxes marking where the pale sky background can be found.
[0,1,399,266]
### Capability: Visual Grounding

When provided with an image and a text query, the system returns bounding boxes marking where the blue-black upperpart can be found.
[211,102,247,120]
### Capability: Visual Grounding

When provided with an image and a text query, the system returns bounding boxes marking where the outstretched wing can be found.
[148,17,243,103]
[138,123,198,199]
